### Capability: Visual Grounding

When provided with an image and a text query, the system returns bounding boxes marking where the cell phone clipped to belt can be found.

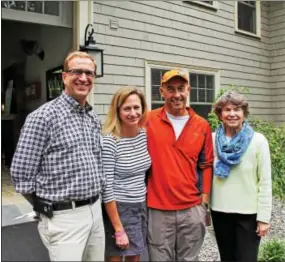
[33,198,54,219]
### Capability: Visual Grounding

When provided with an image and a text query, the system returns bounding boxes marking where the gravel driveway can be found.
[199,198,285,261]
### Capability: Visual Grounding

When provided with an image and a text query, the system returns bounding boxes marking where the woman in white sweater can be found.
[210,91,272,262]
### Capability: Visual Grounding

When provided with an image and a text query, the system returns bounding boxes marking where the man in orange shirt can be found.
[147,69,214,261]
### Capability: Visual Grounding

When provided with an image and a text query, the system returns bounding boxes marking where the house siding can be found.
[269,1,285,125]
[93,1,273,122]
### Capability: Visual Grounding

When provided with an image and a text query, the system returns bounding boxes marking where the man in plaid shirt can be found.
[11,51,106,261]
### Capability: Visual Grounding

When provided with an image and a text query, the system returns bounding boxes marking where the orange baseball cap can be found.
[161,69,189,84]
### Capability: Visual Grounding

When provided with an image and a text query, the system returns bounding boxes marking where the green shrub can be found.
[208,86,285,199]
[249,118,285,199]
[258,239,285,262]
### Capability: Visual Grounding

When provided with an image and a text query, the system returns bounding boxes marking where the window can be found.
[27,2,43,14]
[1,1,60,16]
[44,1,59,16]
[1,1,72,28]
[1,1,26,11]
[189,73,215,119]
[183,1,218,10]
[149,67,217,120]
[235,1,261,37]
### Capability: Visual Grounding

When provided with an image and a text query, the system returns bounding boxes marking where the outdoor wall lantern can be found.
[80,24,104,78]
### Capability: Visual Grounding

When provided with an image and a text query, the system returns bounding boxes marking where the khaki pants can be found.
[38,199,105,261]
[148,205,206,261]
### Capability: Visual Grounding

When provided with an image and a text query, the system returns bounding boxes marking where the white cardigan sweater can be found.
[211,132,272,223]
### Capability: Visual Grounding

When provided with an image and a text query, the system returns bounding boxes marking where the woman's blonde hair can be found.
[103,86,148,138]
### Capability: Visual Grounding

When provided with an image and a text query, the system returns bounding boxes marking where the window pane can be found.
[206,75,214,89]
[151,69,167,103]
[190,73,197,88]
[1,1,10,8]
[151,103,164,110]
[190,104,212,120]
[190,88,198,103]
[3,1,26,10]
[198,74,205,89]
[238,2,256,34]
[190,73,215,103]
[152,87,161,101]
[206,89,214,102]
[198,89,206,102]
[27,1,43,13]
[151,69,162,86]
[44,1,59,16]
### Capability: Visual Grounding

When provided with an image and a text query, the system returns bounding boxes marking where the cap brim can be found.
[162,75,188,84]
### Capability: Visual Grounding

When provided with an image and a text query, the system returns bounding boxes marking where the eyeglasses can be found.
[66,69,96,78]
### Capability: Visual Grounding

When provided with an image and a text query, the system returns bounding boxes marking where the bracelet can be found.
[114,229,125,238]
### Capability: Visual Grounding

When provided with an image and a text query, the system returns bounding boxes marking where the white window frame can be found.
[184,1,219,11]
[235,1,261,38]
[145,61,220,111]
[1,1,72,28]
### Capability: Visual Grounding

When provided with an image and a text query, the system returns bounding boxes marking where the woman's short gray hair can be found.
[213,91,249,119]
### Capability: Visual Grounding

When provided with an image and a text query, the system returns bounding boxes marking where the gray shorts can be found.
[104,201,147,256]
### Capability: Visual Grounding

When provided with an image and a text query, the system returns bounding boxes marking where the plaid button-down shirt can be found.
[11,92,106,201]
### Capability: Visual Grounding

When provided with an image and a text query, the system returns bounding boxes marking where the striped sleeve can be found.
[101,135,117,203]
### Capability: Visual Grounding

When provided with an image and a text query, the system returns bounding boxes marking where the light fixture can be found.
[80,24,104,78]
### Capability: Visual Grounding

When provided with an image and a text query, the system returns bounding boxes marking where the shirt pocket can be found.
[48,123,81,154]
[179,132,205,159]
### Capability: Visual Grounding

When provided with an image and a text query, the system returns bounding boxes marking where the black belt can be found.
[51,195,99,211]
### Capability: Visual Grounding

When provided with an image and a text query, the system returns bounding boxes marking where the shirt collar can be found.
[158,106,195,122]
[60,91,93,112]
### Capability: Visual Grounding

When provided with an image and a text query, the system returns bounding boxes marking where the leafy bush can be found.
[258,239,285,262]
[250,118,285,199]
[208,86,285,199]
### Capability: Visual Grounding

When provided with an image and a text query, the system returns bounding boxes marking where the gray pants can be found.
[147,205,206,261]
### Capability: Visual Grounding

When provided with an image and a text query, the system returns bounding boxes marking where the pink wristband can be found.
[114,230,125,238]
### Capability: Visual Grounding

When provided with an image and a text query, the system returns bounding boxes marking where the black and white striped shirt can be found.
[102,129,151,203]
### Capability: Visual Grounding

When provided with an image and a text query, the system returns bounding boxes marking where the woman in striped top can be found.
[102,86,151,262]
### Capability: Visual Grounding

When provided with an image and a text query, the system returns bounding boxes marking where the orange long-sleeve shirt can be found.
[147,107,214,210]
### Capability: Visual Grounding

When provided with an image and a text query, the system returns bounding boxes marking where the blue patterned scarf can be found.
[214,121,254,178]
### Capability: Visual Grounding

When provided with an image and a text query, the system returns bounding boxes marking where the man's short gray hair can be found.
[213,91,249,119]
